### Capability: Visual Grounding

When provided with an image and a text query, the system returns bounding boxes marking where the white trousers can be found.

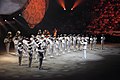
[83,49,87,59]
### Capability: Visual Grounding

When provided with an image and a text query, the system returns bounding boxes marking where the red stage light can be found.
[58,0,66,10]
[71,8,73,10]
[71,0,81,10]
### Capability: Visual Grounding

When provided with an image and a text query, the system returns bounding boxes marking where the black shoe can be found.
[29,65,31,68]
[39,67,41,70]
[39,66,42,70]
[19,63,21,66]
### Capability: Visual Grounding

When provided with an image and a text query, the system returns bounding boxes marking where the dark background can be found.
[0,0,120,51]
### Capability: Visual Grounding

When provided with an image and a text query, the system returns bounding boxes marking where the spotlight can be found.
[71,0,81,10]
[71,8,73,11]
[64,8,66,10]
[13,17,15,19]
[58,0,66,11]
[19,14,21,16]
[5,20,7,22]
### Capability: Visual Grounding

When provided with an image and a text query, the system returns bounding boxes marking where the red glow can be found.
[71,0,81,10]
[86,0,120,36]
[58,0,66,10]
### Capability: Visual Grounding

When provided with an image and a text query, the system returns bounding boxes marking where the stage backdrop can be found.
[0,0,27,15]
[22,0,49,28]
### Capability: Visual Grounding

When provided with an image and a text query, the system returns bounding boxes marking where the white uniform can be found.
[81,37,85,43]
[59,38,62,52]
[18,41,23,54]
[73,36,77,51]
[41,40,47,59]
[17,41,23,66]
[70,36,73,50]
[93,37,97,49]
[45,38,51,55]
[22,39,29,57]
[77,36,81,50]
[49,39,54,58]
[55,39,60,55]
[4,37,11,54]
[90,37,93,50]
[62,38,65,53]
[64,37,68,51]
[101,36,105,49]
[30,37,37,59]
[27,43,33,67]
[81,36,85,50]
[85,36,89,43]
[13,36,22,55]
[66,36,71,52]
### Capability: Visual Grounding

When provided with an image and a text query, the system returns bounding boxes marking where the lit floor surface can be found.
[0,43,120,80]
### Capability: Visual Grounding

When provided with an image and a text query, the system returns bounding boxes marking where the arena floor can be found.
[0,43,120,80]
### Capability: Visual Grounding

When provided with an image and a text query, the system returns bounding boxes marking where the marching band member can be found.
[69,35,73,50]
[45,37,52,55]
[101,34,105,50]
[43,30,50,38]
[93,35,97,49]
[42,40,47,59]
[64,34,67,51]
[4,32,12,54]
[90,36,93,50]
[22,37,29,57]
[62,37,65,54]
[36,29,42,40]
[13,31,22,55]
[77,35,81,50]
[17,40,23,66]
[73,35,77,51]
[81,35,85,50]
[83,39,88,59]
[38,29,42,35]
[37,42,46,69]
[30,35,37,59]
[58,34,63,52]
[49,38,54,58]
[66,35,71,52]
[54,39,60,55]
[85,34,89,44]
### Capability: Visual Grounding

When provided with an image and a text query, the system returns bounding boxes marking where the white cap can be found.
[8,32,12,34]
[17,31,21,34]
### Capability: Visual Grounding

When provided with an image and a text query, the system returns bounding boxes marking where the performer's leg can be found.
[73,43,76,51]
[29,54,32,67]
[19,53,22,66]
[39,53,43,69]
[39,58,43,69]
[78,43,80,50]
[15,45,18,55]
[90,43,92,50]
[43,50,47,60]
[50,47,54,58]
[94,42,96,49]
[101,42,103,50]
